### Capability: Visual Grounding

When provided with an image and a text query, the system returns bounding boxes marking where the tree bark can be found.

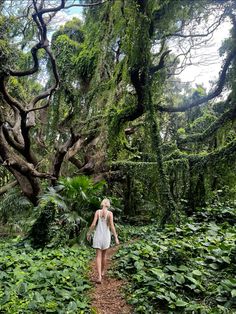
[0,180,18,196]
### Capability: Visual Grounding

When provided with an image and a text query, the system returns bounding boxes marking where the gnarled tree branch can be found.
[9,44,40,77]
[157,47,236,112]
[0,77,25,112]
[149,49,171,76]
[64,0,108,9]
[0,180,18,196]
[178,104,236,145]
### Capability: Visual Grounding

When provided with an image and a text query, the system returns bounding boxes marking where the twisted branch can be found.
[157,47,236,112]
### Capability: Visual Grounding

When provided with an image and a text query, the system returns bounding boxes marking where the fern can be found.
[0,187,33,232]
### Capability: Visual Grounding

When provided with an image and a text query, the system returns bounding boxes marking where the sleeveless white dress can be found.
[93,210,111,250]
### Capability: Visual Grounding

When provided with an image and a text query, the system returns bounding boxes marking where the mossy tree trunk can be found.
[116,0,176,225]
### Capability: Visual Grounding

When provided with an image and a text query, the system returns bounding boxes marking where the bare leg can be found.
[95,249,102,282]
[101,249,107,276]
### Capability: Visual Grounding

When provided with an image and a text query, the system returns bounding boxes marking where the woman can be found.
[87,198,119,283]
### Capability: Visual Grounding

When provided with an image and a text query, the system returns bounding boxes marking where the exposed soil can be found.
[89,246,133,314]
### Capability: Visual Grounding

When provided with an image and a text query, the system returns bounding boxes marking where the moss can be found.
[74,45,100,83]
[47,1,236,218]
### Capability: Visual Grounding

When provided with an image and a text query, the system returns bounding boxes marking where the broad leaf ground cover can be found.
[0,241,93,313]
[114,205,236,313]
[0,205,235,313]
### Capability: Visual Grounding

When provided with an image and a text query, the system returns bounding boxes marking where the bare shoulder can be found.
[94,209,100,217]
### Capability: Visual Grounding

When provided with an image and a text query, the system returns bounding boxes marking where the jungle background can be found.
[0,0,235,313]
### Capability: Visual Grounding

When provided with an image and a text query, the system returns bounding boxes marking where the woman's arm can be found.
[87,210,99,240]
[109,212,119,245]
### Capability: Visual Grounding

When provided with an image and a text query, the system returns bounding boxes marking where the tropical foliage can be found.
[0,240,92,313]
[113,204,236,313]
[0,1,236,313]
[0,0,235,225]
[28,175,106,248]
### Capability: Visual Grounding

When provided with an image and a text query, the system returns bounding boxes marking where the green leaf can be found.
[192,270,202,276]
[166,265,178,272]
[185,276,198,285]
[209,263,219,270]
[134,260,144,270]
[67,301,78,310]
[221,256,231,264]
[0,271,7,280]
[156,294,171,302]
[34,291,45,303]
[0,291,10,305]
[173,273,185,284]
[169,292,177,299]
[176,299,188,307]
[76,301,88,309]
[186,284,196,290]
[150,268,165,279]
[186,224,199,231]
[178,265,188,272]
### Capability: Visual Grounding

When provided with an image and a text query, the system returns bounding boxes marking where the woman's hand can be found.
[115,236,119,245]
[87,233,91,242]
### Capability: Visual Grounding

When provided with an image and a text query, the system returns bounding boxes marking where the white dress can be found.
[93,210,111,250]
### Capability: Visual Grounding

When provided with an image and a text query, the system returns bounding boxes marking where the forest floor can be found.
[89,245,132,314]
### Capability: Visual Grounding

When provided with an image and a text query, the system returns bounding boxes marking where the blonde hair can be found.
[101,198,111,208]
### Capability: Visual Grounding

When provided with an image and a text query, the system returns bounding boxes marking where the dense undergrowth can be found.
[0,240,93,313]
[114,204,236,313]
[0,203,235,313]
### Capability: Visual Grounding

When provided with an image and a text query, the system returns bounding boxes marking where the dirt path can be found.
[89,246,132,314]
